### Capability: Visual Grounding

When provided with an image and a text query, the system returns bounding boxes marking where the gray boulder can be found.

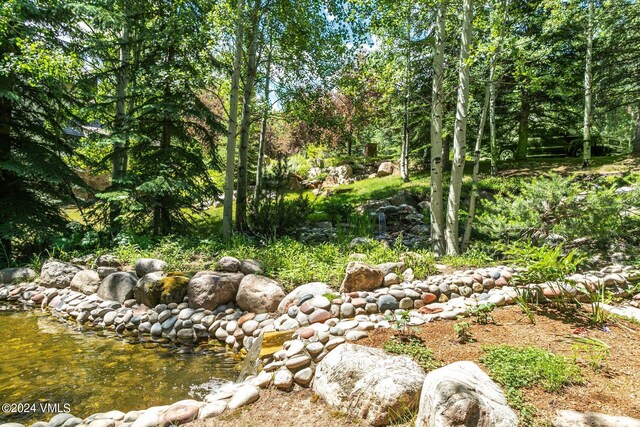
[134,258,168,278]
[40,260,83,288]
[415,361,519,427]
[187,271,244,311]
[340,262,384,293]
[96,254,121,268]
[0,267,36,284]
[70,269,101,295]
[313,343,425,426]
[236,274,285,314]
[240,259,264,275]
[277,282,333,313]
[98,272,137,302]
[98,267,118,279]
[216,256,241,273]
[553,410,640,427]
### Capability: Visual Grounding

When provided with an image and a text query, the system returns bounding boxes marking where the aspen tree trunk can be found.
[516,87,529,161]
[462,86,489,252]
[222,0,245,240]
[253,45,272,215]
[430,0,447,256]
[462,0,509,251]
[110,9,130,236]
[236,0,261,233]
[444,0,473,256]
[400,7,411,183]
[583,0,593,168]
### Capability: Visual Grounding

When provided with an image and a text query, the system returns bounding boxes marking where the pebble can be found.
[274,369,294,390]
[345,330,368,341]
[293,368,313,386]
[286,355,311,369]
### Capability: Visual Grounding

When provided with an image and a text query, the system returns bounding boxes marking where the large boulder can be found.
[415,361,519,427]
[135,258,168,278]
[313,343,425,426]
[340,262,384,293]
[236,274,285,314]
[277,282,333,313]
[553,410,640,427]
[187,271,244,310]
[216,256,241,273]
[97,272,137,302]
[135,272,190,307]
[0,267,36,284]
[40,261,83,288]
[240,259,264,275]
[70,270,101,295]
[377,162,394,177]
[336,164,353,180]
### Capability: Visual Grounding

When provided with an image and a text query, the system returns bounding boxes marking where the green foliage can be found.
[466,302,496,325]
[383,336,438,371]
[480,345,582,393]
[385,310,413,335]
[477,174,640,248]
[503,241,584,285]
[251,161,314,239]
[453,321,474,343]
[318,198,355,224]
[481,345,582,425]
[568,336,610,373]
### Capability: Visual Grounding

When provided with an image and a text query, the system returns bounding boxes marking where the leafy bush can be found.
[502,241,585,284]
[383,336,438,371]
[318,198,355,224]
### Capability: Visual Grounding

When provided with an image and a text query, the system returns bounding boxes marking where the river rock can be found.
[236,274,285,314]
[134,258,167,278]
[40,261,83,288]
[159,403,199,427]
[187,271,244,311]
[277,282,333,313]
[70,270,101,295]
[198,401,227,419]
[88,420,114,427]
[415,361,518,427]
[131,406,167,427]
[0,267,36,284]
[274,369,294,390]
[313,343,425,426]
[227,385,260,409]
[98,272,137,303]
[553,410,640,427]
[49,413,75,427]
[340,262,384,293]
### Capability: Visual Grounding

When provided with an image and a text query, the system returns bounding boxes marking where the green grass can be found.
[480,345,582,424]
[383,336,438,371]
[64,235,436,291]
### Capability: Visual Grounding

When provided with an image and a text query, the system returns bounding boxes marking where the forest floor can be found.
[187,305,640,427]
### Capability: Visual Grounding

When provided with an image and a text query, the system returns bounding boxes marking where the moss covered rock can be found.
[135,272,189,307]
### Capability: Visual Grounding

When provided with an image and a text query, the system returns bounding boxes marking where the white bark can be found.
[582,0,593,168]
[222,0,245,240]
[253,45,272,215]
[444,0,473,256]
[430,0,447,256]
[400,7,411,183]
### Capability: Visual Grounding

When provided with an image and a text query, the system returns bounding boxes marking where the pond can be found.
[0,309,238,424]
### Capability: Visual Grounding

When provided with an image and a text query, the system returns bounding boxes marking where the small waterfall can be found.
[378,211,387,235]
[236,332,264,382]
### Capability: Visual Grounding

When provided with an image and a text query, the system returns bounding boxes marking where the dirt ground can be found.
[190,305,640,427]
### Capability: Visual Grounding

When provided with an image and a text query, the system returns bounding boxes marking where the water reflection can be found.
[0,310,237,423]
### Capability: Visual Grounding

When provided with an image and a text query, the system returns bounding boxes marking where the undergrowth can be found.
[480,345,582,424]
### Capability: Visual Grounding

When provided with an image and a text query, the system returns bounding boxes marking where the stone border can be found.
[2,262,640,427]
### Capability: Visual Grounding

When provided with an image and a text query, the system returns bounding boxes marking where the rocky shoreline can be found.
[2,256,640,427]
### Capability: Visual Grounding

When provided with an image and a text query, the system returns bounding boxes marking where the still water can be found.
[0,310,238,424]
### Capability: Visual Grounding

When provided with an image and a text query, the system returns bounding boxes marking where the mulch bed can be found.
[359,304,640,425]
